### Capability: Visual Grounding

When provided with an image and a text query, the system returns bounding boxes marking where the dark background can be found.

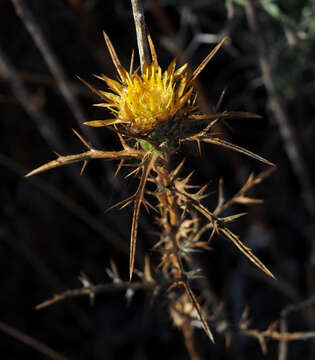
[1,0,315,359]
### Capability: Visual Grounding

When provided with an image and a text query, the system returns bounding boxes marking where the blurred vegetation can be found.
[1,0,315,359]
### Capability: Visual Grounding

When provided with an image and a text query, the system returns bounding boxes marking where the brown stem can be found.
[154,156,215,344]
[25,148,143,178]
[35,280,157,310]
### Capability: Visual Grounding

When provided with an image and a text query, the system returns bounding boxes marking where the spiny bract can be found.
[84,32,226,135]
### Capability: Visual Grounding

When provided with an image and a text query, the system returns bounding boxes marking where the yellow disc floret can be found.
[93,60,193,133]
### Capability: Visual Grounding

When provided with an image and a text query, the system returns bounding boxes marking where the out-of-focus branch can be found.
[10,0,90,136]
[0,46,109,211]
[244,3,315,358]
[131,0,150,70]
[244,0,315,219]
[0,47,133,258]
[242,326,315,356]
[279,294,315,360]
[0,153,129,257]
[0,47,61,150]
[0,321,69,360]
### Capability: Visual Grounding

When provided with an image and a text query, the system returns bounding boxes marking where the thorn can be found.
[190,37,227,83]
[105,195,135,213]
[103,31,123,80]
[182,170,195,185]
[215,87,227,112]
[105,259,121,283]
[72,128,91,149]
[114,160,124,177]
[125,287,135,305]
[125,166,142,178]
[197,139,202,156]
[116,131,129,150]
[170,158,186,181]
[78,272,95,306]
[147,33,158,67]
[144,255,154,282]
[129,49,135,73]
[80,160,88,175]
[120,199,134,210]
[208,224,217,242]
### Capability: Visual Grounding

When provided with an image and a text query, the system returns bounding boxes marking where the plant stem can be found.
[131,0,150,71]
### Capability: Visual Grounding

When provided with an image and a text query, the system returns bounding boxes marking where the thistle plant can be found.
[25,29,276,355]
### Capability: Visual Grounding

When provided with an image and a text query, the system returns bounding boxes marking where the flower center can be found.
[118,67,175,132]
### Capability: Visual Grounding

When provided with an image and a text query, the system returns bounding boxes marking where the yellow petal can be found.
[97,75,123,94]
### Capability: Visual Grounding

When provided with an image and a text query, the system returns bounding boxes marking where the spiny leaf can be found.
[190,37,227,84]
[129,155,157,281]
[103,31,123,80]
[220,227,276,279]
[214,178,224,215]
[189,111,262,121]
[186,195,275,279]
[84,120,119,127]
[183,282,215,343]
[202,137,275,166]
[76,75,108,101]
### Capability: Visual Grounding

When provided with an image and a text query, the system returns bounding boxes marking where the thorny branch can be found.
[33,268,315,359]
[22,0,315,357]
[35,280,157,311]
[25,122,277,357]
[25,130,144,178]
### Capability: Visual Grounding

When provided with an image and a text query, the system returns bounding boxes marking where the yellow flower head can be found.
[95,60,193,133]
[84,32,226,136]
